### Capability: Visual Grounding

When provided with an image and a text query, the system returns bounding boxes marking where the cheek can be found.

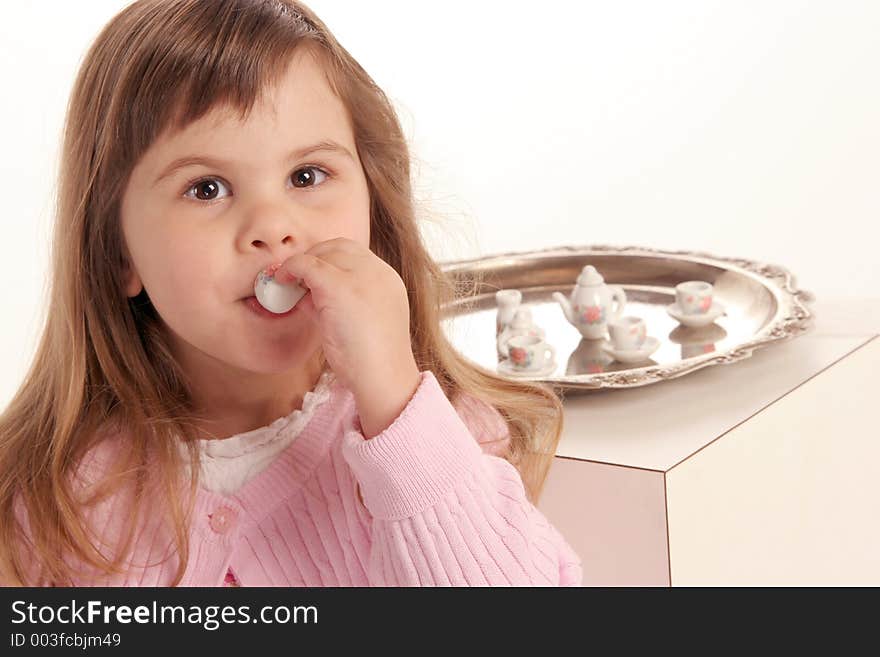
[349,195,372,248]
[336,174,370,245]
[142,234,221,311]
[352,215,371,248]
[324,204,370,248]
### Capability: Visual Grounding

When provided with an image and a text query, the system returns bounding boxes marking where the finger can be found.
[306,237,371,264]
[291,287,320,325]
[276,252,347,302]
[306,236,364,256]
[305,238,370,267]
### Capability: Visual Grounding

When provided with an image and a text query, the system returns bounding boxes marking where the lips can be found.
[242,296,298,318]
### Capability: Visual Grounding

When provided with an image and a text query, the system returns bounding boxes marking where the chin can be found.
[231,351,305,375]
[239,337,322,374]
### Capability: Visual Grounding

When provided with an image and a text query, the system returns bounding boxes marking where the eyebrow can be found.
[152,139,355,187]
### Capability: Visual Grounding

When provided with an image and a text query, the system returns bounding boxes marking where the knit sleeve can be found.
[340,370,583,587]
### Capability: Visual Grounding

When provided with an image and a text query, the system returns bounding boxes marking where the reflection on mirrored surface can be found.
[439,246,814,391]
[442,291,739,375]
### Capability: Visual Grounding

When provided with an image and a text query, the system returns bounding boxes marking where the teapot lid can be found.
[577,265,605,286]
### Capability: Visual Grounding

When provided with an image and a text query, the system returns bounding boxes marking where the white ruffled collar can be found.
[196,368,335,460]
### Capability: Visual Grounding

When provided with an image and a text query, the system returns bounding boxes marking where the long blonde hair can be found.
[0,0,565,587]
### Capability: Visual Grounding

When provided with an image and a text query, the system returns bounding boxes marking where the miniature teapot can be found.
[497,308,546,358]
[552,265,627,340]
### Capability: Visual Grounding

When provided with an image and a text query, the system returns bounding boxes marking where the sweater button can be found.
[209,505,237,534]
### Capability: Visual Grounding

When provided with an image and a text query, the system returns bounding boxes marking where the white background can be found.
[1,0,877,408]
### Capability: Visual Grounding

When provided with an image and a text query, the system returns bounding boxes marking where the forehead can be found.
[143,49,354,171]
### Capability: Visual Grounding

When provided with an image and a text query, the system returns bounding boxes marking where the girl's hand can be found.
[277,238,421,439]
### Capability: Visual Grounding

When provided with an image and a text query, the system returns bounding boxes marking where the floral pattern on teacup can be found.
[509,346,532,368]
[683,293,712,314]
[630,324,647,341]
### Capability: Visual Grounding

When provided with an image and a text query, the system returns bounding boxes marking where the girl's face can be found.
[120,49,371,381]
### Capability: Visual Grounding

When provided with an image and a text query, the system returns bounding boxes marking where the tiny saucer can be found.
[666,301,726,328]
[601,336,661,364]
[497,359,557,378]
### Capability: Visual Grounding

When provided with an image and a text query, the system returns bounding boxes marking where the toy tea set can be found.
[495,265,727,377]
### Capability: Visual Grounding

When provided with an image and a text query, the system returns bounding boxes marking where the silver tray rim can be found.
[439,244,817,391]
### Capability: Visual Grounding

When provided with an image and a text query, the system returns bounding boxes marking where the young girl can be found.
[0,0,581,587]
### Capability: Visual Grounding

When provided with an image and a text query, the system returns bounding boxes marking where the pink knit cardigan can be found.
[17,370,583,586]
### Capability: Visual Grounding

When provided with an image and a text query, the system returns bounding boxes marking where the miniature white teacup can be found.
[675,281,713,315]
[497,307,545,358]
[607,316,647,351]
[506,335,556,371]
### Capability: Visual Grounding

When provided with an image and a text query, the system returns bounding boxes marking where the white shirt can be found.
[187,369,336,495]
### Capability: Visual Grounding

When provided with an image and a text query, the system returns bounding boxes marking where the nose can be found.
[251,233,295,255]
[241,199,304,263]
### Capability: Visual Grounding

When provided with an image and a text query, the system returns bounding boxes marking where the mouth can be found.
[241,296,299,318]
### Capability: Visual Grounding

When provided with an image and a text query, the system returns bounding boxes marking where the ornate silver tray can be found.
[439,245,816,392]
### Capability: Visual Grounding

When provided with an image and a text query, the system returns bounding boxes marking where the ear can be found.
[122,259,143,298]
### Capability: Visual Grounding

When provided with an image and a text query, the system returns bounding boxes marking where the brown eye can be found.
[184,178,229,202]
[194,180,221,200]
[292,166,329,188]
